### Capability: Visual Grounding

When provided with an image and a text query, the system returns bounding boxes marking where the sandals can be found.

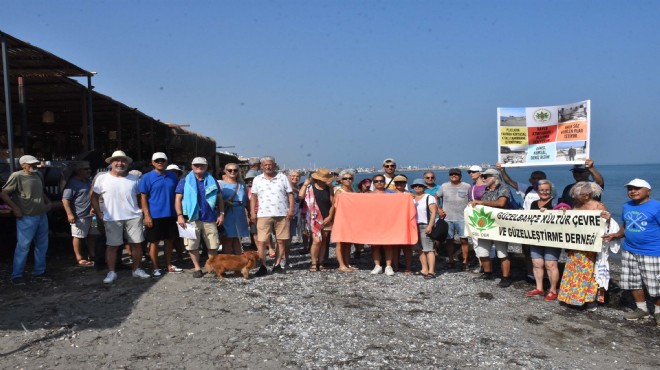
[338,266,354,273]
[424,273,436,279]
[319,265,328,272]
[77,259,94,267]
[309,264,318,272]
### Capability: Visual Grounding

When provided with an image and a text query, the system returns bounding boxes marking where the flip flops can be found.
[77,259,94,267]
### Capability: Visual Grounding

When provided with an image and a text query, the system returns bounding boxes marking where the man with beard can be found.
[1,155,52,285]
[470,169,513,288]
[371,158,407,191]
[92,150,150,284]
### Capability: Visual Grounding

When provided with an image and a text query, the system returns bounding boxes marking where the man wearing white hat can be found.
[91,150,150,283]
[174,156,225,278]
[0,155,52,285]
[603,179,660,325]
[139,152,182,276]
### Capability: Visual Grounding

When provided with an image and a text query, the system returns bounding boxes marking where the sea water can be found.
[352,163,660,222]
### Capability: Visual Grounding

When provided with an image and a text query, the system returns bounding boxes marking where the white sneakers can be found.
[371,265,396,276]
[132,268,151,279]
[152,269,162,277]
[103,271,117,284]
[103,268,151,283]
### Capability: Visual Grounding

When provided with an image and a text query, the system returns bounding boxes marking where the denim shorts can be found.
[446,220,466,240]
[529,246,561,261]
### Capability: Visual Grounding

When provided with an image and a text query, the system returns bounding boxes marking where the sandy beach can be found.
[1,243,658,369]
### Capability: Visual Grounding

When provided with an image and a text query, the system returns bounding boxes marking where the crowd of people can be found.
[1,153,658,325]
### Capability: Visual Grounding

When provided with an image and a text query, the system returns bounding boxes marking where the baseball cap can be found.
[19,155,40,165]
[468,165,483,172]
[166,164,182,172]
[624,178,651,189]
[393,175,407,182]
[152,152,168,161]
[481,169,499,176]
[383,158,396,165]
[191,157,208,165]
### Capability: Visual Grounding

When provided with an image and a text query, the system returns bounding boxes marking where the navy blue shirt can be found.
[175,177,217,222]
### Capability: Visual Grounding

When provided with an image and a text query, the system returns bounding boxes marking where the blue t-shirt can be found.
[175,178,217,222]
[139,170,178,219]
[62,177,92,219]
[622,199,660,256]
[424,184,440,197]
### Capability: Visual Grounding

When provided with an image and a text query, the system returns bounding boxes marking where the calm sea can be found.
[351,164,660,222]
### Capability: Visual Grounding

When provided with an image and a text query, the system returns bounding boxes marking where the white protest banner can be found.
[464,205,605,252]
[497,100,590,167]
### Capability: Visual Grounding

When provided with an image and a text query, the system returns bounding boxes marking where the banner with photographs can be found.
[464,205,605,252]
[497,100,590,167]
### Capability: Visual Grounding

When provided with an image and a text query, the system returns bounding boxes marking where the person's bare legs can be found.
[532,258,545,291]
[129,243,144,272]
[545,260,560,292]
[460,238,469,265]
[371,245,382,268]
[72,237,85,262]
[106,245,119,272]
[148,242,160,270]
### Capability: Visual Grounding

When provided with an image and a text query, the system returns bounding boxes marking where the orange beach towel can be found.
[331,193,418,245]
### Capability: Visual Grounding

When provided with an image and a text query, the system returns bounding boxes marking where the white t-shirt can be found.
[515,182,540,210]
[251,173,293,217]
[413,194,436,224]
[93,173,142,221]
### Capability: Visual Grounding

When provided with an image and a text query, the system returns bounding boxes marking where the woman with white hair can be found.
[558,181,609,311]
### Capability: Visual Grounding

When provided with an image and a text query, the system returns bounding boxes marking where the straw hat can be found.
[311,168,334,184]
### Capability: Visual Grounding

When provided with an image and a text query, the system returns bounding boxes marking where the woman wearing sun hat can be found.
[299,168,335,272]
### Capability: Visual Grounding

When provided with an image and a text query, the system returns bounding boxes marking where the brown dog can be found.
[205,251,259,280]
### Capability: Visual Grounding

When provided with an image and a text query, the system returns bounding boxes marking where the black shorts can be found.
[145,217,178,242]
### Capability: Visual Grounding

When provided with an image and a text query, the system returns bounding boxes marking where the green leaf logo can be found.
[468,207,496,231]
[533,108,551,123]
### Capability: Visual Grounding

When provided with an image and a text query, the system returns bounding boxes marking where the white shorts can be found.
[71,217,92,238]
[475,239,509,258]
[104,217,145,246]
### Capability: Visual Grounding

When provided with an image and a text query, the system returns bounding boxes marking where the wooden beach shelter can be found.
[0,30,189,175]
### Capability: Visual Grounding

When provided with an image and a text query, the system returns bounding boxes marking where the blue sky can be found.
[2,1,659,169]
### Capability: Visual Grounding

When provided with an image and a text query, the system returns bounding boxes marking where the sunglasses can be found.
[480,175,493,179]
[226,168,238,173]
[384,164,396,168]
[341,177,353,181]
[192,164,206,168]
[467,171,479,174]
[154,159,167,163]
[373,179,385,183]
[425,176,435,179]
